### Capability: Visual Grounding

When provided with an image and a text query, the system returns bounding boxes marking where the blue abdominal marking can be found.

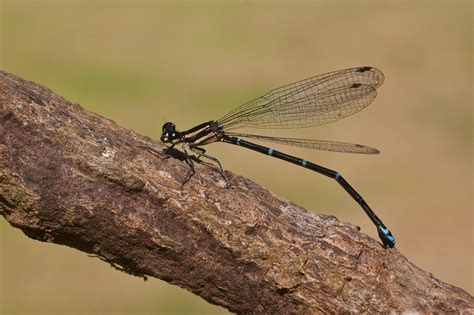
[268,148,273,156]
[335,172,341,179]
[302,159,308,166]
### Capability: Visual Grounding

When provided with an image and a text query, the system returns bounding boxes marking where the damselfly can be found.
[150,66,395,248]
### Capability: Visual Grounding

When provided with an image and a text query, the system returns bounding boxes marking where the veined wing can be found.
[226,132,380,154]
[218,66,384,131]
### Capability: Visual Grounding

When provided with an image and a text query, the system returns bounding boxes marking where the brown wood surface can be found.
[1,70,472,314]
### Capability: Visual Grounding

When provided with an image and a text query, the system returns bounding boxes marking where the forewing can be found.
[218,66,384,131]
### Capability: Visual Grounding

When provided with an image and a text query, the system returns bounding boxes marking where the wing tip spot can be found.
[357,66,373,72]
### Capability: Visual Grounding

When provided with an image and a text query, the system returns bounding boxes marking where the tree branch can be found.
[0,70,472,314]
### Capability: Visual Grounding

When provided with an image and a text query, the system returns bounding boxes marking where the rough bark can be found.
[0,70,472,314]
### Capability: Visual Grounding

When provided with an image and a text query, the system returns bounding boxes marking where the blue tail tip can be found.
[378,226,396,248]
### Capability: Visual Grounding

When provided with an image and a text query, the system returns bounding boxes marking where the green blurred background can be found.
[1,1,472,314]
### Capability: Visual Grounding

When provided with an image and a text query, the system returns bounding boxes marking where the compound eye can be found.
[162,122,175,131]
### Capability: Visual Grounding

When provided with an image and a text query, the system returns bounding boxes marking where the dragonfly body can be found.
[155,66,396,248]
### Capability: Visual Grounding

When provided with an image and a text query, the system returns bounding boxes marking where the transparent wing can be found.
[217,66,384,131]
[226,132,379,154]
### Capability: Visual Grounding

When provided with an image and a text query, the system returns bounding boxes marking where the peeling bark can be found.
[0,70,472,314]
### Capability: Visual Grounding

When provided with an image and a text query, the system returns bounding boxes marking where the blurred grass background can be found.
[0,1,472,314]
